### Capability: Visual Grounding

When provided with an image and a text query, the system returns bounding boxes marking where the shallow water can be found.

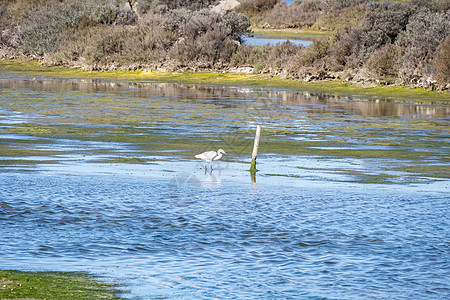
[243,35,313,47]
[0,71,449,299]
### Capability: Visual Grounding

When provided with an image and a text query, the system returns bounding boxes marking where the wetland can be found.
[0,63,449,299]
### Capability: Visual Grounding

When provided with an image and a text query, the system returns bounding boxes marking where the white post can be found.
[250,125,261,171]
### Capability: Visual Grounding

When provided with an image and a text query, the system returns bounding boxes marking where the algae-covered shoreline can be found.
[0,270,123,299]
[1,59,449,103]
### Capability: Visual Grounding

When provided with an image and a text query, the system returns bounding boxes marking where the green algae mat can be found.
[1,59,449,103]
[0,59,449,183]
[0,270,122,299]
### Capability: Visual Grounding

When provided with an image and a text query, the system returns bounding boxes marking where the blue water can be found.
[0,73,449,299]
[243,35,313,47]
[1,165,449,299]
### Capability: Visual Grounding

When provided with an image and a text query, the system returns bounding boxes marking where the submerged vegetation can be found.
[0,270,122,299]
[0,72,448,183]
[0,0,449,90]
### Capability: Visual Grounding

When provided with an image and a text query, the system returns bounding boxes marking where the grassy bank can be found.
[0,270,122,299]
[251,27,333,39]
[1,60,449,103]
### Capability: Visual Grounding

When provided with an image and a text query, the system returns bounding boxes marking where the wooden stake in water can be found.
[250,125,261,171]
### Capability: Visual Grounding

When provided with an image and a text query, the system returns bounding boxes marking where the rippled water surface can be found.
[0,71,449,299]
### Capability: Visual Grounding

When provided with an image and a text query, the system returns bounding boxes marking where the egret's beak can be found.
[223,151,228,155]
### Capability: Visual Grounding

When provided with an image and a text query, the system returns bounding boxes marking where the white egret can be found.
[195,149,227,170]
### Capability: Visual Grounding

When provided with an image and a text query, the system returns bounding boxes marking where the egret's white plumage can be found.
[195,149,227,169]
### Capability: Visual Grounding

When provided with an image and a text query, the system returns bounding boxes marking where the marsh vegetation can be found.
[0,270,122,299]
[0,0,449,89]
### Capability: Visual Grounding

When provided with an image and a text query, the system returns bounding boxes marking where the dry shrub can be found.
[324,0,366,10]
[411,0,450,12]
[365,44,402,82]
[137,0,215,14]
[299,38,330,66]
[51,24,172,69]
[4,0,60,18]
[0,4,22,49]
[249,0,367,29]
[89,5,137,26]
[396,10,450,81]
[312,4,366,31]
[433,0,450,11]
[20,1,90,54]
[89,25,172,68]
[259,1,322,28]
[231,44,272,72]
[230,44,254,66]
[235,0,279,23]
[170,25,237,66]
[328,28,362,70]
[266,41,302,71]
[356,2,413,64]
[168,10,249,67]
[433,38,450,85]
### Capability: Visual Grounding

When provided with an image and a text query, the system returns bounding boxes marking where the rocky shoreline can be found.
[1,49,448,93]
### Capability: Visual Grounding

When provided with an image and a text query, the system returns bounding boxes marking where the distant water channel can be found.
[243,35,313,47]
[0,71,449,299]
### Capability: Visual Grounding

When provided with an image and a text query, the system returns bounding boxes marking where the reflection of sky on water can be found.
[243,35,313,47]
